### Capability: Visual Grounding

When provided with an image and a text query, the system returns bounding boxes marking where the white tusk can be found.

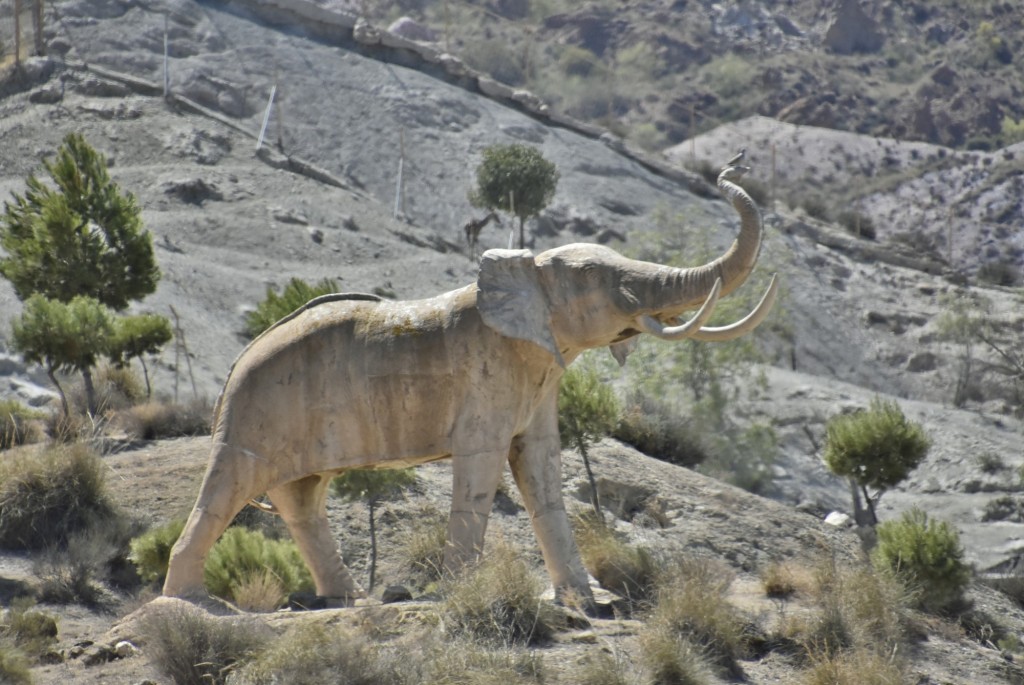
[689,273,779,342]
[635,277,723,341]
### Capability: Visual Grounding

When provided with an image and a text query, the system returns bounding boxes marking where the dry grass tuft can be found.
[441,541,560,646]
[641,557,747,680]
[140,602,270,685]
[115,398,212,440]
[574,511,660,607]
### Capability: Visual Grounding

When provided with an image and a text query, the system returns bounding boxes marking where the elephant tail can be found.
[248,498,280,516]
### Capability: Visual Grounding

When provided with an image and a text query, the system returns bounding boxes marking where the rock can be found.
[907,351,938,372]
[824,511,853,528]
[308,227,324,244]
[353,18,381,46]
[381,585,413,603]
[387,17,436,43]
[114,640,139,658]
[824,0,883,55]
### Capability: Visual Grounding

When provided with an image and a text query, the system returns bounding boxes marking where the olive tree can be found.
[823,398,930,527]
[469,143,559,249]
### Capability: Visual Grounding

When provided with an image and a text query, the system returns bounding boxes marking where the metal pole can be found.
[163,13,170,98]
[393,128,405,219]
[256,84,277,152]
[14,0,22,65]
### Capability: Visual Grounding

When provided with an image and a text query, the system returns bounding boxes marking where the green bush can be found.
[0,442,119,550]
[441,542,559,646]
[204,526,313,605]
[0,399,45,450]
[129,518,186,584]
[141,602,269,685]
[872,508,971,615]
[244,277,338,338]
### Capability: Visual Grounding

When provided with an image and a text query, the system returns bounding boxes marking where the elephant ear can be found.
[477,249,565,368]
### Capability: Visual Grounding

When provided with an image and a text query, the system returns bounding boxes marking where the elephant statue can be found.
[162,152,778,612]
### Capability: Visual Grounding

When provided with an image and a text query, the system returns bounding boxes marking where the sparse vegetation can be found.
[115,397,212,440]
[614,391,709,468]
[399,505,448,583]
[129,518,186,585]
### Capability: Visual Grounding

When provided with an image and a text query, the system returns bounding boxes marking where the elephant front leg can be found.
[266,475,366,604]
[508,401,596,613]
[443,449,508,575]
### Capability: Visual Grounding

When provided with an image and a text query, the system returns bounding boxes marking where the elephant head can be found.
[477,157,778,366]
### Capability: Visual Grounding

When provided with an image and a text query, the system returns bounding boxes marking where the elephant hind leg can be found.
[266,475,366,602]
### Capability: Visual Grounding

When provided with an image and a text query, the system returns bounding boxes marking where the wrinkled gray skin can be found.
[163,157,777,613]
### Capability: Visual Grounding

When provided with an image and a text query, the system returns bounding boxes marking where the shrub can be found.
[141,602,269,685]
[34,529,116,606]
[803,649,905,685]
[837,210,877,240]
[801,195,831,222]
[204,527,313,606]
[441,541,559,646]
[977,260,1020,287]
[0,399,45,450]
[115,398,212,440]
[129,518,186,585]
[0,442,118,550]
[645,559,748,679]
[613,393,708,468]
[0,597,58,659]
[0,643,31,685]
[232,622,399,685]
[639,626,713,685]
[244,277,339,338]
[575,513,660,606]
[871,508,971,615]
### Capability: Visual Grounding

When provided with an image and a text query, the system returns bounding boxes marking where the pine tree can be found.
[0,132,159,310]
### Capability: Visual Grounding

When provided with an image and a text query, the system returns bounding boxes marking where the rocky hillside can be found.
[1,0,1024,682]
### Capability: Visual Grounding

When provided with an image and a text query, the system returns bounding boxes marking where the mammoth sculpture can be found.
[163,152,778,612]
